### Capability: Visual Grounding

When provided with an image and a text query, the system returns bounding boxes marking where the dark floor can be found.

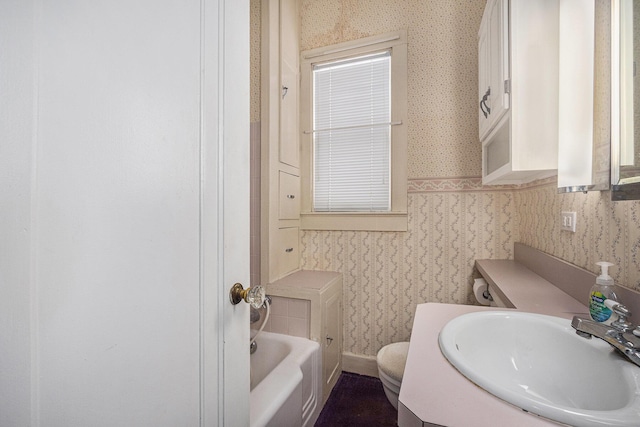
[315,372,398,427]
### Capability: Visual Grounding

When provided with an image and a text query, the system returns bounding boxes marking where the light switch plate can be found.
[561,211,577,232]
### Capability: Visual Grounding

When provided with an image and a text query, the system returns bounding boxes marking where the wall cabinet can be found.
[262,0,301,283]
[478,0,560,185]
[267,270,343,404]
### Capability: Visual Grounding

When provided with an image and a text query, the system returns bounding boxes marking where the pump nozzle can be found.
[596,261,614,286]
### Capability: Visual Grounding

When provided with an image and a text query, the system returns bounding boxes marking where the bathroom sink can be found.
[438,311,640,427]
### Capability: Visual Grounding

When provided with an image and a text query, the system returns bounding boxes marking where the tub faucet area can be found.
[571,302,640,367]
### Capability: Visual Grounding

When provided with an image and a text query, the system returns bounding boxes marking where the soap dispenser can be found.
[589,262,618,324]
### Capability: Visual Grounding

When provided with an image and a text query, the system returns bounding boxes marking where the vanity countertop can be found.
[398,303,563,427]
[399,246,593,427]
[399,243,640,426]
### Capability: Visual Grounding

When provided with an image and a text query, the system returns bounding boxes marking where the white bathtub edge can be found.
[250,361,303,427]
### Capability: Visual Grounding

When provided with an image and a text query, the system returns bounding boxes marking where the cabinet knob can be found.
[286,194,295,199]
[326,335,334,346]
[285,247,294,253]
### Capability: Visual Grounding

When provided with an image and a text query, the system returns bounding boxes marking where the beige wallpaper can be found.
[250,0,640,359]
[298,0,498,356]
[299,0,485,178]
[301,180,517,355]
[250,0,261,123]
[515,179,640,294]
[303,179,640,357]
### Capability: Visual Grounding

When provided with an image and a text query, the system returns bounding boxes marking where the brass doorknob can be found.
[229,283,266,309]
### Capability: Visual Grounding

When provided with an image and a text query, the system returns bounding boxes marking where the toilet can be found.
[376,341,410,410]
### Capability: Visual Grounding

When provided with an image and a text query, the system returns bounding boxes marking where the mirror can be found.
[612,0,640,200]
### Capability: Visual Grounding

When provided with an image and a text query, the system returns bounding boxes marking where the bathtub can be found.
[250,331,321,427]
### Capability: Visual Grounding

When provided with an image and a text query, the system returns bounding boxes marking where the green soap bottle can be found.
[589,261,618,324]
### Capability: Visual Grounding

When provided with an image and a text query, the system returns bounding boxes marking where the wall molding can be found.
[407,175,557,193]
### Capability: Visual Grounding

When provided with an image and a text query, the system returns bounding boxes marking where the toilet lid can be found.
[376,341,410,381]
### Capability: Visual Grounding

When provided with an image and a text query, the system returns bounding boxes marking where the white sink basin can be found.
[438,311,640,427]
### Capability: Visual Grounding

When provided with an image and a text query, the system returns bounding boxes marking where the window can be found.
[300,31,407,231]
[313,51,391,212]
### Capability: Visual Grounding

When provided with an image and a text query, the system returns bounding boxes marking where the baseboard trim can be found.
[342,352,379,378]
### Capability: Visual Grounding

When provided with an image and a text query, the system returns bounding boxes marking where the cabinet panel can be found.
[279,0,298,72]
[478,0,510,140]
[478,19,491,139]
[479,0,559,185]
[323,291,342,397]
[276,227,299,278]
[280,60,299,168]
[279,171,300,220]
[483,116,510,176]
[279,0,299,168]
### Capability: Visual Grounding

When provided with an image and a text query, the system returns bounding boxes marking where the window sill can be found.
[300,212,408,232]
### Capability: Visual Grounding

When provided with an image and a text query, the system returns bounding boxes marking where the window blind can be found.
[312,51,391,212]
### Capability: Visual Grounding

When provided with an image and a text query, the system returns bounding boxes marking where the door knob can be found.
[229,283,265,309]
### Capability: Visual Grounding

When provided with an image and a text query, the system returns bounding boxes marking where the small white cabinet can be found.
[267,270,343,404]
[478,0,560,185]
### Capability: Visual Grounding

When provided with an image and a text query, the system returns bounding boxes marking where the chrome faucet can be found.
[571,302,640,368]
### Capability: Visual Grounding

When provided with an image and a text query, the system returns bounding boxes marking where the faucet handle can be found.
[605,300,633,331]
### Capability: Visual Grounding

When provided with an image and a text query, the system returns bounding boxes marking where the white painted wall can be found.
[0,1,250,425]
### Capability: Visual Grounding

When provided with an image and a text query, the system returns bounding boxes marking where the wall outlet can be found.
[561,211,577,232]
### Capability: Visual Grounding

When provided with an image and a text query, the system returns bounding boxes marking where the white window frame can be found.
[300,31,408,231]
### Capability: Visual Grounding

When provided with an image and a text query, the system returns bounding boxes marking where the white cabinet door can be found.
[322,291,342,402]
[478,16,491,139]
[478,0,510,141]
[279,0,300,168]
[480,0,559,185]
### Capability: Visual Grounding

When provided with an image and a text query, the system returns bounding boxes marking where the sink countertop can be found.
[399,256,590,427]
[398,243,640,426]
[398,303,563,427]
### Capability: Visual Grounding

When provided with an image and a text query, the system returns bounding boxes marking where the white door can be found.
[0,1,249,426]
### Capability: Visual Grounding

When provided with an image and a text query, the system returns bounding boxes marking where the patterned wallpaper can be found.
[515,179,640,294]
[297,0,504,357]
[302,179,640,357]
[250,0,640,359]
[301,179,517,355]
[250,0,261,123]
[299,0,485,179]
